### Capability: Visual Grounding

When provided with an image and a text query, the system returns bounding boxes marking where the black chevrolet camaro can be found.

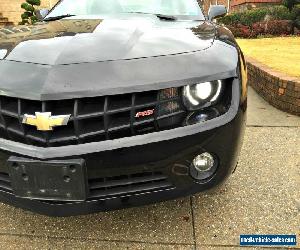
[0,0,247,216]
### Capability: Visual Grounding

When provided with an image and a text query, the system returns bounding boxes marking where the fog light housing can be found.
[190,152,218,181]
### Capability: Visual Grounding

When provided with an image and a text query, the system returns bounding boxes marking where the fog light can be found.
[193,153,214,172]
[190,152,217,181]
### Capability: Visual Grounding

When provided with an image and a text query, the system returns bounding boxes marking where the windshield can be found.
[46,0,205,20]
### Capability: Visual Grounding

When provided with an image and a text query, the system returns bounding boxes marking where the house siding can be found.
[230,0,282,12]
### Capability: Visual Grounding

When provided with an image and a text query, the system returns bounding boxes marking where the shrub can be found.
[291,4,300,28]
[239,8,268,26]
[251,22,266,37]
[283,0,300,11]
[268,5,293,20]
[226,20,293,38]
[19,0,41,25]
[218,6,293,26]
[217,12,243,25]
[218,8,267,26]
[218,4,299,37]
[226,24,252,38]
[264,20,294,35]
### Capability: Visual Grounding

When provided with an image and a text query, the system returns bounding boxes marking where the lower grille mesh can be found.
[88,171,172,199]
[0,171,173,200]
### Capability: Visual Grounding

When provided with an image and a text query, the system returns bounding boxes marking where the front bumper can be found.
[0,78,246,216]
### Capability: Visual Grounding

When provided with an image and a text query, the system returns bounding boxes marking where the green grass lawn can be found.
[237,37,300,78]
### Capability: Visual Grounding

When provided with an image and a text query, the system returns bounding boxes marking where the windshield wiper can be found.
[44,14,76,22]
[156,14,177,21]
[123,12,177,21]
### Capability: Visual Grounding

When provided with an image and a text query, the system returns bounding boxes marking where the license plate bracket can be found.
[8,157,87,201]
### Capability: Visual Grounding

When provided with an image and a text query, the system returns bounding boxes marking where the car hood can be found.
[0,17,216,65]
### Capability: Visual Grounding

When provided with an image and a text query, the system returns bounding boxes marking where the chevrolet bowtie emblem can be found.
[22,112,71,131]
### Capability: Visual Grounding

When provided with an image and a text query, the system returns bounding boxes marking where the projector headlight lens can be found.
[183,80,223,110]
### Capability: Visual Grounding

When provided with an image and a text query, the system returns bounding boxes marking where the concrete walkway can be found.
[0,87,299,250]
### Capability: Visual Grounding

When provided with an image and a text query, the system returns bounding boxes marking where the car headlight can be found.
[182,80,224,110]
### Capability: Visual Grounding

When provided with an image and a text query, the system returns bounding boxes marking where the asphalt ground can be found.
[0,87,299,250]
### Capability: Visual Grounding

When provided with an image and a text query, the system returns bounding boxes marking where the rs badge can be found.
[135,109,155,118]
[22,112,71,131]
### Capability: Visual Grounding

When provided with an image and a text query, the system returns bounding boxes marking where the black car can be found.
[0,0,247,216]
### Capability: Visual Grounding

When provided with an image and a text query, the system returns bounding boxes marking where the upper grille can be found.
[0,88,185,147]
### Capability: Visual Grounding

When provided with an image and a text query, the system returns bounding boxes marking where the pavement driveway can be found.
[0,87,299,250]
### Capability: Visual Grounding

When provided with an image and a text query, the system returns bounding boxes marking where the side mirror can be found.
[35,9,49,21]
[208,5,227,21]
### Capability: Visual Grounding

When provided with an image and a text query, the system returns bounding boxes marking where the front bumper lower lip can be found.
[0,78,240,159]
[0,185,195,217]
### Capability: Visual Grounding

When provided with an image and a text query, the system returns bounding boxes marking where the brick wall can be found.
[0,0,59,24]
[247,57,300,116]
